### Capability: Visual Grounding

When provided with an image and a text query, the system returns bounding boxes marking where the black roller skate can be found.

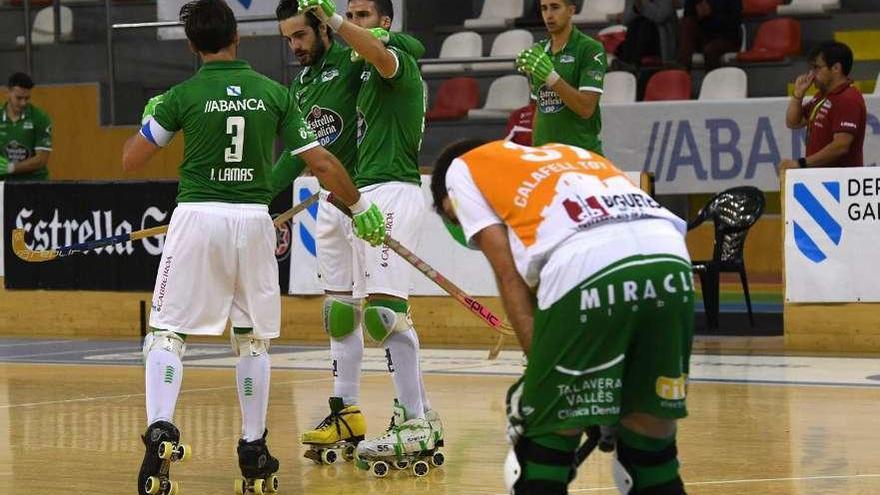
[235,430,279,495]
[138,420,191,495]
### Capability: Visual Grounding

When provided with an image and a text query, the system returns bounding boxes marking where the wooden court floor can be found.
[1,358,880,494]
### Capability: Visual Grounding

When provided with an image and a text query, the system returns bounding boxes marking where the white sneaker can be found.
[356,403,435,459]
[425,409,444,447]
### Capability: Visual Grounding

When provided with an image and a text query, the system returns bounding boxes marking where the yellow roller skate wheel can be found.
[158,442,175,460]
[234,479,245,495]
[342,445,356,461]
[253,478,265,495]
[370,460,390,478]
[144,476,162,495]
[167,480,180,495]
[321,448,338,465]
[412,460,430,477]
[265,475,279,493]
[178,444,192,462]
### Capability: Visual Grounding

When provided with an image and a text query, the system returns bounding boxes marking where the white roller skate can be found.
[355,402,445,478]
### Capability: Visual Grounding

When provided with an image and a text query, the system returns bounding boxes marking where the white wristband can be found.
[6,162,14,174]
[326,13,344,31]
[546,70,561,87]
[350,196,369,215]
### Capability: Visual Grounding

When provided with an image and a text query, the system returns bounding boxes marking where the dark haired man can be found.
[782,41,866,170]
[123,1,386,493]
[516,0,607,154]
[273,0,429,463]
[297,0,442,469]
[431,139,693,495]
[1,72,52,180]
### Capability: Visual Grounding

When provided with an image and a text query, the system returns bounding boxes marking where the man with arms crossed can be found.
[297,0,441,465]
[431,139,693,495]
[122,1,385,492]
[272,0,427,461]
[517,0,607,154]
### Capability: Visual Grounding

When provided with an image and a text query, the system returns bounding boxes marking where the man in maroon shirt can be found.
[504,102,536,146]
[781,41,866,170]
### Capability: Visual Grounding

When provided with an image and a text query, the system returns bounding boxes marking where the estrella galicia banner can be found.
[785,168,880,302]
[3,181,178,290]
[601,95,880,194]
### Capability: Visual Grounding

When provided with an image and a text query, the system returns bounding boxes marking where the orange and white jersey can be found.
[446,140,688,305]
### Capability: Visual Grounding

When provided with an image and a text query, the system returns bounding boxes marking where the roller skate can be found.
[138,420,191,495]
[355,402,444,478]
[234,430,279,495]
[302,397,366,465]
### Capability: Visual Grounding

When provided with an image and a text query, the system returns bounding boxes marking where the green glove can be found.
[0,155,10,175]
[298,0,343,30]
[141,94,164,125]
[516,47,560,86]
[351,27,392,62]
[351,200,386,247]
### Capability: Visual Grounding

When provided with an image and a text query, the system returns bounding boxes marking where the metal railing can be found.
[18,0,69,75]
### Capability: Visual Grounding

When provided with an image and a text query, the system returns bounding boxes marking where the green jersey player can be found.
[516,0,607,154]
[0,72,52,180]
[121,1,385,494]
[273,1,427,466]
[298,0,444,473]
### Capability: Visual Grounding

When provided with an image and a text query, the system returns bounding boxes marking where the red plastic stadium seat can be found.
[736,18,802,63]
[426,77,481,122]
[743,0,782,17]
[643,70,692,101]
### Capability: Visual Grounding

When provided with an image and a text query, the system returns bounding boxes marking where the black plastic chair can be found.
[688,186,765,331]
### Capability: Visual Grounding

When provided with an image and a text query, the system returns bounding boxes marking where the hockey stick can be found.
[328,196,515,348]
[11,192,320,263]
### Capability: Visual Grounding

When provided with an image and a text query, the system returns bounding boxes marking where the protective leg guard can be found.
[142,329,186,361]
[614,427,686,495]
[363,299,412,344]
[231,327,270,357]
[322,296,362,340]
[504,434,580,495]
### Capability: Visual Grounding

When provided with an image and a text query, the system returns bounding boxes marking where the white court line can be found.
[0,346,135,360]
[0,376,331,409]
[0,339,73,348]
[546,473,880,493]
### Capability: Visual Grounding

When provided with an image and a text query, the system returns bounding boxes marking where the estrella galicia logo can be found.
[792,181,842,263]
[538,86,564,114]
[307,106,344,147]
[4,141,30,162]
[298,187,319,257]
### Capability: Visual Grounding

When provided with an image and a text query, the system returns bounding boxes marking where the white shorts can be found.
[315,190,363,294]
[149,202,280,338]
[353,182,425,300]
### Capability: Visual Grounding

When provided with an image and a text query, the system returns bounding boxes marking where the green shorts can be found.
[511,254,694,437]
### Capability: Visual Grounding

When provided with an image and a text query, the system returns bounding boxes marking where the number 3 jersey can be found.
[141,60,318,205]
[446,140,688,308]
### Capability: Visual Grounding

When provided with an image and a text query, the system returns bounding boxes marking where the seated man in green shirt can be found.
[1,72,52,180]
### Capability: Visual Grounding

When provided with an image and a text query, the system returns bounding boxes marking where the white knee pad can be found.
[612,456,634,494]
[142,330,186,361]
[231,332,270,357]
[363,304,412,344]
[503,448,521,494]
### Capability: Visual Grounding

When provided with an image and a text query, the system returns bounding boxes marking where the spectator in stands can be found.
[516,0,607,154]
[781,41,866,169]
[504,102,536,146]
[614,0,679,70]
[0,72,52,180]
[676,0,741,72]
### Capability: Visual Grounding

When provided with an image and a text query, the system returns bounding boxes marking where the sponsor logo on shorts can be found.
[555,378,622,420]
[153,256,174,312]
[379,212,394,268]
[579,270,694,311]
[655,375,688,401]
[563,196,608,223]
